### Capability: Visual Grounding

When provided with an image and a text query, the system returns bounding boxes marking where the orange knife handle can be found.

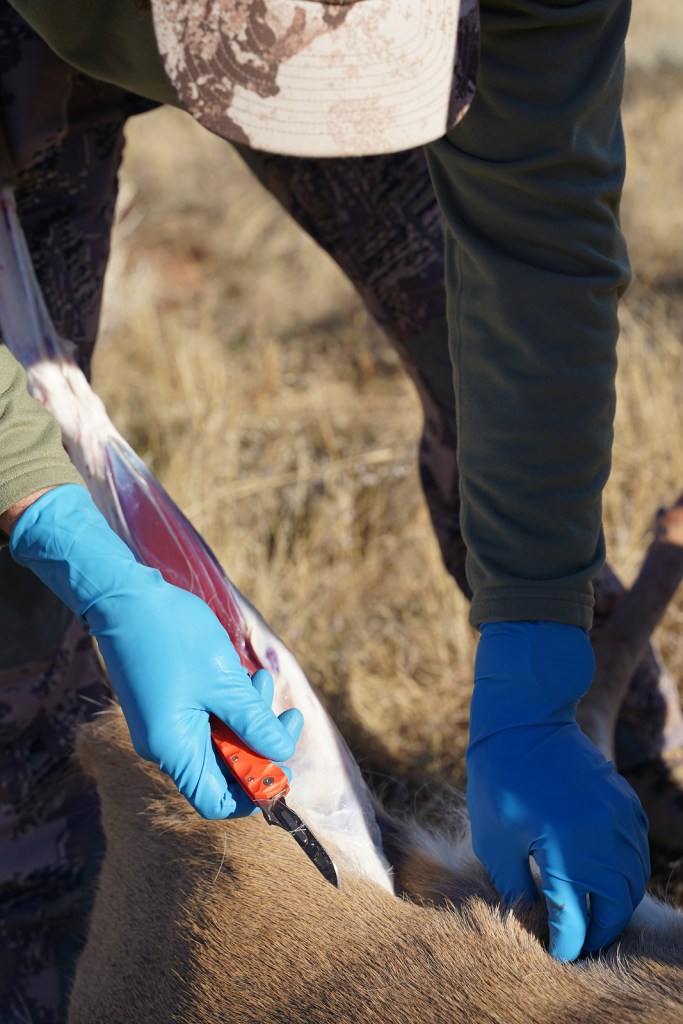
[210,714,290,805]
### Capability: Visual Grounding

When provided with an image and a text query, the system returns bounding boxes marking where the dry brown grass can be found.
[93,8,683,804]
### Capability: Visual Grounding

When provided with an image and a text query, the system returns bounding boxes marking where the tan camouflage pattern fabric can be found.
[153,0,479,156]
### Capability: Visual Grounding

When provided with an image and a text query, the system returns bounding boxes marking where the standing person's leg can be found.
[234,144,470,596]
[0,6,155,1019]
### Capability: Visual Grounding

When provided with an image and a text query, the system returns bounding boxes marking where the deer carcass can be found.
[66,707,683,1024]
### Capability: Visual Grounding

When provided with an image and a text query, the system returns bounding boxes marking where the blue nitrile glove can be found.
[467,621,650,962]
[10,485,303,819]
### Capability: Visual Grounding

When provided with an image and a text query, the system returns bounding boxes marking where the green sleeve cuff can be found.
[0,345,84,517]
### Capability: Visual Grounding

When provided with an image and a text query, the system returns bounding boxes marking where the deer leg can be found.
[580,501,683,761]
[581,504,683,870]
[589,556,683,766]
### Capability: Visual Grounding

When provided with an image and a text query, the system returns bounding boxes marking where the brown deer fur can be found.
[68,710,683,1024]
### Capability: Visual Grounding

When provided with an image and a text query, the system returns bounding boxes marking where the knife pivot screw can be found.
[231,755,239,761]
[263,777,274,786]
[247,776,255,782]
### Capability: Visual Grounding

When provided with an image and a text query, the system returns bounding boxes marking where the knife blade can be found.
[210,715,340,888]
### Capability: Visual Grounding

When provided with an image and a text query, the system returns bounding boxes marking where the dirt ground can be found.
[92,2,683,892]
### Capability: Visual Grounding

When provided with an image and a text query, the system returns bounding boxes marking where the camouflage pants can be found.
[0,2,680,1020]
[0,608,105,1024]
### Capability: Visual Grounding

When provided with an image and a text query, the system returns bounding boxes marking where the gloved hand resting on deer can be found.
[467,620,650,962]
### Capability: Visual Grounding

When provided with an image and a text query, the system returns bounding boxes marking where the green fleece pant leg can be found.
[426,0,631,630]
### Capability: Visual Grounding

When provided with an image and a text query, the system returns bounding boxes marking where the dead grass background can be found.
[92,5,683,806]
